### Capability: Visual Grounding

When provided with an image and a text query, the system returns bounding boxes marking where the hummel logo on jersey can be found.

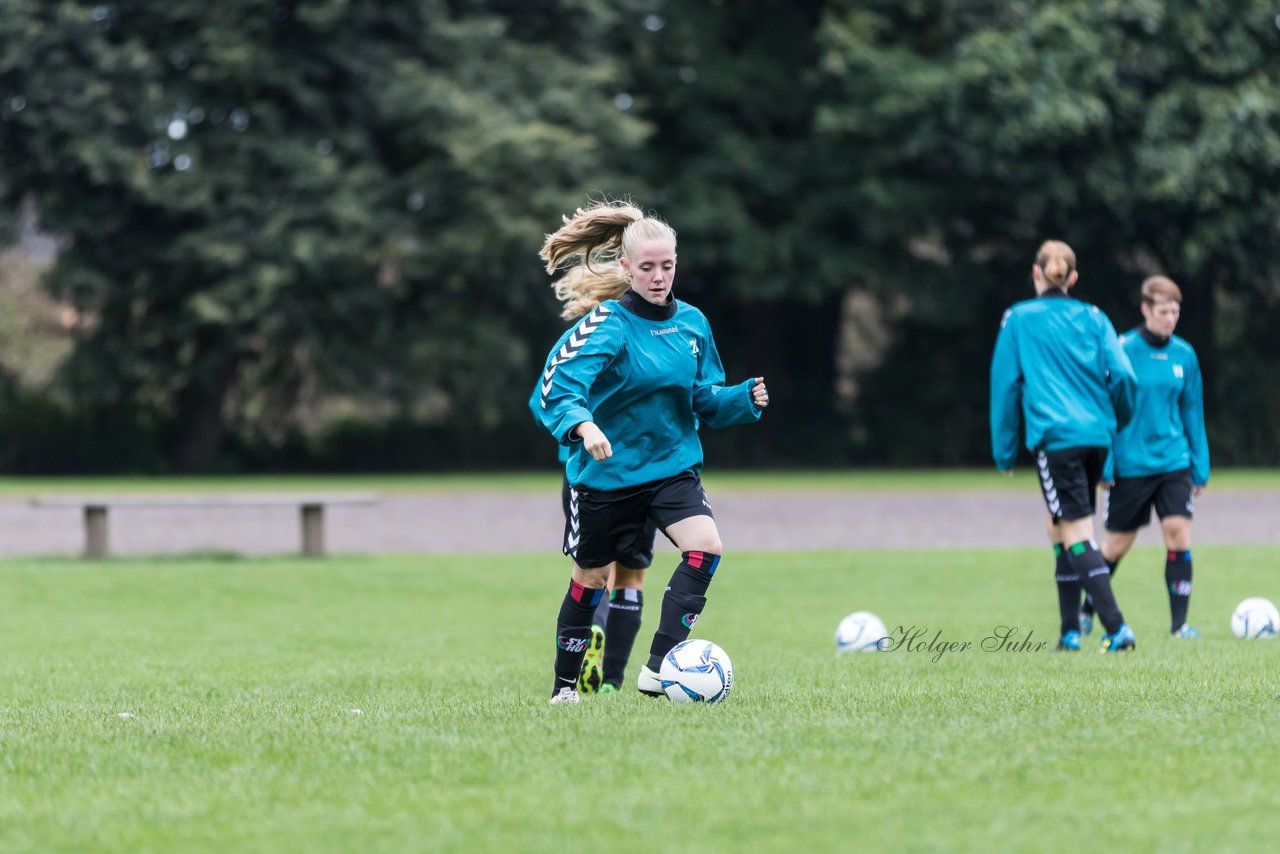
[650,326,678,336]
[540,306,613,409]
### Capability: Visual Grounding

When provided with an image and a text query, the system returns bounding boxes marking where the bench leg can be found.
[301,504,325,558]
[85,505,109,559]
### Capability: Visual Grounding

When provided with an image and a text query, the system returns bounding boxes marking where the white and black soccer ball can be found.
[835,611,888,653]
[1231,597,1279,639]
[660,639,733,703]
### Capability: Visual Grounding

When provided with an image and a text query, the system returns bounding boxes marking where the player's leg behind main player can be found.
[599,520,655,692]
[1087,477,1148,635]
[581,558,648,695]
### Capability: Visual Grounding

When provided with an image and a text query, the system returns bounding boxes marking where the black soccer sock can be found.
[591,586,611,630]
[1166,550,1193,632]
[602,588,643,687]
[646,551,719,671]
[1068,540,1125,634]
[1054,544,1081,635]
[553,580,604,694]
[1081,557,1117,618]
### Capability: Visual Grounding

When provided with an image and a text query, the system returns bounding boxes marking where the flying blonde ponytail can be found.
[541,199,677,319]
[552,262,629,320]
[540,201,645,274]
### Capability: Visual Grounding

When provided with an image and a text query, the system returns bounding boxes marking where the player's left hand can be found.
[751,377,769,409]
[1192,484,1205,497]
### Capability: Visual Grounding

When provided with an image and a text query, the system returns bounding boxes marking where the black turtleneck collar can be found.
[619,288,676,321]
[1038,287,1070,299]
[1137,325,1170,348]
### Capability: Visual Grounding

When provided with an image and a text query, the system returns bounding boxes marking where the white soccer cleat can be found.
[637,665,663,697]
[548,686,580,705]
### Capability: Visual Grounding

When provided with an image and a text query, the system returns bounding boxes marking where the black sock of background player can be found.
[1166,550,1193,631]
[1069,540,1124,634]
[602,589,643,687]
[1054,544,1081,635]
[1081,557,1116,618]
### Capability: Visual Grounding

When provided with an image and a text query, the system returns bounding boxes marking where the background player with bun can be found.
[990,240,1139,652]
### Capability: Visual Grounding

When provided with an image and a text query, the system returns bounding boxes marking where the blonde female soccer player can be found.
[531,200,768,703]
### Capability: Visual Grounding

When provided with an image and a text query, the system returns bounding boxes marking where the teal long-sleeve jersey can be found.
[531,290,761,491]
[989,290,1138,471]
[1104,327,1210,485]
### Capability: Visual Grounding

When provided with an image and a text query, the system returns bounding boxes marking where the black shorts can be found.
[564,472,712,569]
[1104,469,1194,532]
[1035,447,1107,522]
[561,476,658,569]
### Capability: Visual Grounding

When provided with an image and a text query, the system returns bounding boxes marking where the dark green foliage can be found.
[815,0,1280,464]
[0,0,649,470]
[1,0,1277,471]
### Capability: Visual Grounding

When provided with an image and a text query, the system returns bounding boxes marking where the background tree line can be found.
[1,0,1277,473]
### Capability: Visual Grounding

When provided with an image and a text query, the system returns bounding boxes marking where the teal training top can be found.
[1104,327,1210,485]
[531,290,760,490]
[990,290,1137,471]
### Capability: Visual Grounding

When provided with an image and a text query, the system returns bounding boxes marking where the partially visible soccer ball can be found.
[835,611,888,653]
[1231,597,1279,639]
[659,639,733,703]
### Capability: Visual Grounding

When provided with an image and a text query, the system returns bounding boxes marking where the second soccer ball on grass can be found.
[835,611,889,653]
[1231,597,1279,639]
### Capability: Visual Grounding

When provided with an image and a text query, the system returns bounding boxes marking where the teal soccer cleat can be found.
[1100,623,1136,653]
[1056,630,1082,651]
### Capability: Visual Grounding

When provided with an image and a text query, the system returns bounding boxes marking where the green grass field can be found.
[4,546,1279,852]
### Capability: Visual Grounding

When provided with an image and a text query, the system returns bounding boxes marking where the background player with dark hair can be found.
[1082,276,1209,639]
[532,200,768,704]
[990,240,1139,652]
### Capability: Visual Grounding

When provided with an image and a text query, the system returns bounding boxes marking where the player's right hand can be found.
[576,422,613,462]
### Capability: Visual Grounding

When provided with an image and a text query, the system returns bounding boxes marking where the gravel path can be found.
[3,488,1277,557]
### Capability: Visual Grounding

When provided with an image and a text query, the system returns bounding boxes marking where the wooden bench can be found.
[31,492,380,559]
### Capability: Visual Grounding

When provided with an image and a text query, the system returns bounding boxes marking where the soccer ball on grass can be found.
[835,611,888,653]
[1230,597,1279,639]
[659,639,733,703]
